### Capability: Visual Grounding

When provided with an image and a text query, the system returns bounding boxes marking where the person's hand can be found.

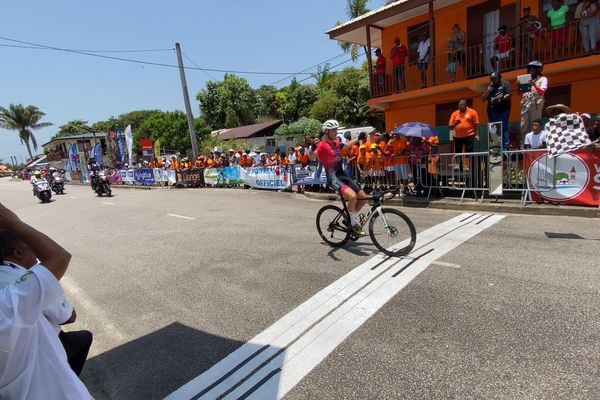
[0,202,21,230]
[475,135,481,142]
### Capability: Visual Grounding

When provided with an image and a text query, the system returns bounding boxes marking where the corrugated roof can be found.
[219,120,283,140]
[42,132,107,147]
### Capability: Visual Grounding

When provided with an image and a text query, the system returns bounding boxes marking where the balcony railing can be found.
[370,19,594,98]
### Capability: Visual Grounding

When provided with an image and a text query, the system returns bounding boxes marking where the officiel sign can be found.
[526,149,600,206]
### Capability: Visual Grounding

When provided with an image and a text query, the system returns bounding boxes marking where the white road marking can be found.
[61,275,130,355]
[165,213,504,400]
[167,213,196,220]
[101,201,115,206]
[432,261,462,269]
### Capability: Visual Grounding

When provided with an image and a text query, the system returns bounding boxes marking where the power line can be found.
[269,52,351,86]
[297,57,355,84]
[0,35,314,76]
[0,43,175,53]
[182,52,216,81]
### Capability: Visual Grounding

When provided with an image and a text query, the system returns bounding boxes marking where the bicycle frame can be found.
[339,192,392,231]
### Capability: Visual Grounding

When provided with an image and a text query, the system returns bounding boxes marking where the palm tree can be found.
[0,104,52,160]
[312,64,334,93]
[336,0,371,61]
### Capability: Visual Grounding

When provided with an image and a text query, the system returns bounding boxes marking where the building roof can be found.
[219,120,283,140]
[42,132,107,148]
[327,0,459,48]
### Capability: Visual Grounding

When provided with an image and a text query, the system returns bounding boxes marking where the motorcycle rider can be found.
[87,158,101,191]
[30,170,45,196]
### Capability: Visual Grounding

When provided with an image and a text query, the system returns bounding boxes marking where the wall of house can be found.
[384,60,600,131]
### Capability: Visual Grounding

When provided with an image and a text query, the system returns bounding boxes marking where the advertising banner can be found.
[526,148,600,206]
[119,169,135,183]
[240,166,291,190]
[291,164,327,185]
[134,168,155,185]
[140,138,154,157]
[203,167,243,186]
[177,169,205,186]
[153,168,169,183]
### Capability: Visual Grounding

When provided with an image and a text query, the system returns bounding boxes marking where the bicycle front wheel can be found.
[316,205,351,248]
[369,208,416,257]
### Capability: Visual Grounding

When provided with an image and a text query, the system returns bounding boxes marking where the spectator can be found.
[491,25,514,71]
[0,203,92,399]
[520,60,548,148]
[194,155,206,169]
[482,71,513,151]
[390,37,408,92]
[170,156,180,170]
[386,132,410,197]
[449,99,480,176]
[518,6,541,63]
[0,230,92,377]
[367,145,385,188]
[575,0,598,53]
[417,32,431,88]
[240,153,253,168]
[357,144,370,187]
[524,119,548,149]
[297,147,311,168]
[545,103,571,118]
[374,48,387,94]
[161,156,169,169]
[271,148,282,165]
[287,147,297,165]
[546,0,570,59]
[408,137,431,196]
[447,24,465,82]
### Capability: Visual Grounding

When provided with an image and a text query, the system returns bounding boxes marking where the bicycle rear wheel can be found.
[369,208,416,257]
[316,205,351,248]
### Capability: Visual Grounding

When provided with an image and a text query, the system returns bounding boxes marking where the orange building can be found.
[328,0,600,148]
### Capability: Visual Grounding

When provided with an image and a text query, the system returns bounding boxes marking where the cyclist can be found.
[315,120,368,235]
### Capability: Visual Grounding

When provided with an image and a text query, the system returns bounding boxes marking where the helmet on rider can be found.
[527,60,543,73]
[33,170,42,178]
[322,119,340,132]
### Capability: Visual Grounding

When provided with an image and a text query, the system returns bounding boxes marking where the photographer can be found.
[482,71,512,151]
[0,202,92,399]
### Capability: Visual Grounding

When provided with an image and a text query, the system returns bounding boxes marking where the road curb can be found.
[66,182,168,191]
[302,191,600,218]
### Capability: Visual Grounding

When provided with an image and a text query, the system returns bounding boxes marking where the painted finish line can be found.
[166,213,504,400]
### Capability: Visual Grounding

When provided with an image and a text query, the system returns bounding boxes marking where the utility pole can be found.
[175,43,199,159]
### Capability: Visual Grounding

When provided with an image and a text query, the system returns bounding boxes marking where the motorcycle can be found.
[32,179,52,203]
[50,174,65,195]
[93,171,112,197]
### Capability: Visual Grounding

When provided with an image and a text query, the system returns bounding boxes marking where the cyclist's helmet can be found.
[527,60,543,72]
[33,170,41,177]
[322,119,340,132]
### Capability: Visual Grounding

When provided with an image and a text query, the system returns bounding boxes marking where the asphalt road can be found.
[1,177,599,400]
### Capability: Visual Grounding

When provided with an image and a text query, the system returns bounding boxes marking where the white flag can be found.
[124,124,133,165]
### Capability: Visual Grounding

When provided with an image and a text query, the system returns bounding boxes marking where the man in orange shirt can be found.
[449,99,480,181]
[367,145,385,188]
[296,147,310,168]
[386,133,410,196]
[170,156,180,170]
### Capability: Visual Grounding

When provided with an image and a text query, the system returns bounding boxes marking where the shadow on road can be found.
[81,322,255,400]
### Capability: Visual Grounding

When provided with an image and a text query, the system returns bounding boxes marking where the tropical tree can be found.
[312,64,335,94]
[137,111,212,154]
[274,117,322,142]
[336,0,370,61]
[52,119,93,139]
[0,104,52,160]
[197,74,258,129]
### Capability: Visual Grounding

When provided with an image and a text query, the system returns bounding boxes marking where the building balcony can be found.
[370,20,596,99]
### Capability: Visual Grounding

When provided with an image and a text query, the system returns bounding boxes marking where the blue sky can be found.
[0,0,388,162]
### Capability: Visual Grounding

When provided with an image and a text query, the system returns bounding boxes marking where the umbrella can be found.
[394,122,438,138]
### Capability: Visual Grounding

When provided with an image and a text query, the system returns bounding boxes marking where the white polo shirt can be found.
[0,264,92,399]
[0,262,74,333]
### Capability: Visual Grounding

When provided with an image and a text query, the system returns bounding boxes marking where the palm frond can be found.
[30,122,53,129]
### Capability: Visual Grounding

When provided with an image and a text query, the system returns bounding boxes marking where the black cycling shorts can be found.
[327,170,361,195]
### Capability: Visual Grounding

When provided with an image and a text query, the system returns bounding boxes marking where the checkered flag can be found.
[545,113,591,158]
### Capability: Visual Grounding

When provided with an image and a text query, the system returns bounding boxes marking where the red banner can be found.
[525,148,600,206]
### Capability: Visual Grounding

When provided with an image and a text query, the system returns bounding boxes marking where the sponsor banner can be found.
[177,169,205,186]
[291,164,327,185]
[134,168,155,185]
[526,148,600,206]
[120,169,135,183]
[241,166,291,190]
[153,168,169,183]
[203,167,242,186]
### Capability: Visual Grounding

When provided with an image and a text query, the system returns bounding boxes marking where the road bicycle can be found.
[316,189,416,257]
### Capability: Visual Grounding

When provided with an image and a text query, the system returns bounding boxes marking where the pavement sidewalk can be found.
[302,191,600,218]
